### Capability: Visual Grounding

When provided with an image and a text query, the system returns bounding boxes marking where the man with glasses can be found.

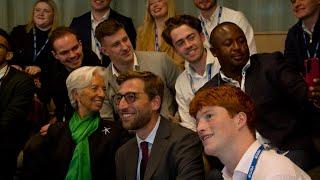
[95,19,182,121]
[0,28,35,179]
[40,27,102,135]
[114,71,204,180]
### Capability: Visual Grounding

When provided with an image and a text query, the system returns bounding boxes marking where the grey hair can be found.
[66,66,107,108]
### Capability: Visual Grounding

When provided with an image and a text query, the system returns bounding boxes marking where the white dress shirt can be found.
[198,5,257,55]
[222,140,311,180]
[136,116,161,180]
[0,64,8,86]
[111,52,138,77]
[91,10,110,60]
[175,49,220,131]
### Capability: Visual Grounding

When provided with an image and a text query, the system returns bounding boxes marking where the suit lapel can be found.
[245,57,257,96]
[107,67,119,92]
[144,118,170,180]
[126,140,139,179]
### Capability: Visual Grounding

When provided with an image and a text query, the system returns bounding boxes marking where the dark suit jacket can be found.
[23,119,128,180]
[0,67,35,177]
[70,9,137,66]
[284,13,320,74]
[201,52,320,150]
[10,25,53,71]
[115,117,205,180]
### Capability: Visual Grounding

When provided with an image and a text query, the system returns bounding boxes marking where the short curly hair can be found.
[162,14,202,47]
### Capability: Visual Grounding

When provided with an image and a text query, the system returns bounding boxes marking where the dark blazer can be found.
[115,117,205,180]
[10,25,53,72]
[70,9,137,66]
[284,14,320,74]
[201,52,320,150]
[23,119,127,180]
[0,67,35,178]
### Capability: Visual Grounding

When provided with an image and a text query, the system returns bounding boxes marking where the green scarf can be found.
[65,112,100,180]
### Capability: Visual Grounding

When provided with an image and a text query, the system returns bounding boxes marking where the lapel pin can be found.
[102,127,111,135]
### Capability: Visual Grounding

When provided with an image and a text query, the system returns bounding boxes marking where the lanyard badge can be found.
[304,57,320,87]
[303,33,319,87]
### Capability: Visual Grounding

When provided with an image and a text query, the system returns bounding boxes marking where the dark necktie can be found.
[140,141,149,180]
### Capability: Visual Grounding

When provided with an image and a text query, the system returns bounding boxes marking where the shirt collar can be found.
[91,9,110,25]
[136,116,161,145]
[111,52,138,77]
[185,48,220,77]
[220,59,251,82]
[199,5,221,23]
[0,64,9,80]
[302,21,315,37]
[222,140,261,179]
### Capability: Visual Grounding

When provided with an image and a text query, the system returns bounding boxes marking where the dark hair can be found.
[162,14,202,47]
[116,71,164,111]
[190,85,256,135]
[95,19,125,44]
[49,26,79,50]
[0,28,12,50]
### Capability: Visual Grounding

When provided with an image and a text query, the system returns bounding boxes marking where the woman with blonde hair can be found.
[10,0,59,76]
[136,0,184,68]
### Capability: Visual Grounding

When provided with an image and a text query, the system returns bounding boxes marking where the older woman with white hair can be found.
[22,66,127,180]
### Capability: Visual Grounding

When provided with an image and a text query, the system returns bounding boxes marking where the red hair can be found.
[189,85,256,134]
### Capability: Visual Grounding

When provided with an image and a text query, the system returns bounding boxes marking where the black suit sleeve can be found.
[174,131,205,179]
[271,53,320,129]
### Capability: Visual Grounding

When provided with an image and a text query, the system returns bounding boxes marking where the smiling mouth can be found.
[201,134,213,142]
[120,113,135,119]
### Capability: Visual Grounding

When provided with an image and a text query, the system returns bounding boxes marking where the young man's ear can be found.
[100,46,109,56]
[151,95,161,111]
[51,50,58,60]
[200,32,206,43]
[234,112,248,130]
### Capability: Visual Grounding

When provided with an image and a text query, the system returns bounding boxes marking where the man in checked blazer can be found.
[113,71,204,180]
[95,19,182,122]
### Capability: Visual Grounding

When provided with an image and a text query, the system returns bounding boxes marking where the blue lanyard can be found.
[303,32,319,59]
[91,24,104,63]
[200,6,222,41]
[189,64,212,94]
[33,28,49,62]
[154,27,160,52]
[246,145,264,180]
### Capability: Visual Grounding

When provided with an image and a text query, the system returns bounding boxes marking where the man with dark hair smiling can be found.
[114,71,204,180]
[39,27,102,136]
[95,19,181,121]
[201,22,320,171]
[70,0,136,66]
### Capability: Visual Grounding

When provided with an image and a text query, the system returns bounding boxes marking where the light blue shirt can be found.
[136,116,161,180]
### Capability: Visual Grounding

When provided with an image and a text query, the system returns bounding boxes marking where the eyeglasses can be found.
[113,92,144,105]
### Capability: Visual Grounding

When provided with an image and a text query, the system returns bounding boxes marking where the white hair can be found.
[66,66,107,108]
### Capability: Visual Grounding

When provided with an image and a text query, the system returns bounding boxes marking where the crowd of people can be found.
[0,0,319,179]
